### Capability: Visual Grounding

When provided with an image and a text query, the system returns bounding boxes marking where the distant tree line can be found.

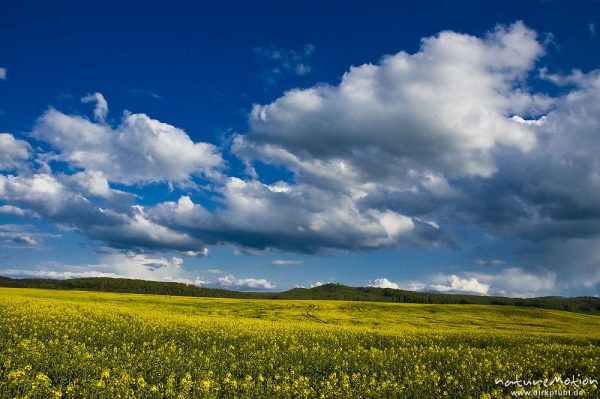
[1,276,599,314]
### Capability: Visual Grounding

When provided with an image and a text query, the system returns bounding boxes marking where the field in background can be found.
[1,287,599,398]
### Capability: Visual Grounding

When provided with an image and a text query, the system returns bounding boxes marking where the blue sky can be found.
[1,1,599,296]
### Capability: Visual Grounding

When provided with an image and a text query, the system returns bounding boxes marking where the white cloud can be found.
[0,231,39,247]
[3,23,600,295]
[294,63,311,76]
[0,23,555,258]
[470,267,556,297]
[254,44,315,82]
[472,258,506,266]
[151,195,211,230]
[0,224,60,248]
[90,205,210,255]
[0,253,206,285]
[538,67,587,86]
[364,278,429,292]
[0,205,37,218]
[81,92,108,122]
[217,274,276,290]
[31,101,222,185]
[183,248,209,257]
[406,282,427,291]
[0,269,122,279]
[0,173,209,254]
[368,277,400,289]
[511,115,546,126]
[97,253,189,281]
[66,171,113,198]
[430,275,490,295]
[0,173,69,215]
[242,21,547,186]
[201,268,222,274]
[0,68,6,80]
[219,22,555,254]
[271,259,302,265]
[0,133,31,171]
[151,180,429,254]
[371,210,414,238]
[532,239,600,290]
[467,69,600,247]
[406,268,556,297]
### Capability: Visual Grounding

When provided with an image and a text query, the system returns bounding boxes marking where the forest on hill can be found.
[1,275,599,313]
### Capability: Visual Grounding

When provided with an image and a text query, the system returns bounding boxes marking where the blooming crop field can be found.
[1,288,599,398]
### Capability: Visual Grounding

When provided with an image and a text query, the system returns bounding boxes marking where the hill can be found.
[1,275,599,313]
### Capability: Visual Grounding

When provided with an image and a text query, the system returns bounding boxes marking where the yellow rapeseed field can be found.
[1,287,599,398]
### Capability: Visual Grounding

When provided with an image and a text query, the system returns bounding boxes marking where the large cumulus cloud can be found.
[150,179,444,254]
[137,21,547,256]
[236,22,548,185]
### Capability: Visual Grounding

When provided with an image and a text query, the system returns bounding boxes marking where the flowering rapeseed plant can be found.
[0,288,599,398]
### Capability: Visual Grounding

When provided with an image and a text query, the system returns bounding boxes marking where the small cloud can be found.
[0,224,60,248]
[538,67,586,86]
[144,262,168,270]
[193,277,208,286]
[541,31,557,49]
[10,234,39,247]
[171,256,183,266]
[201,268,222,274]
[430,275,490,295]
[94,245,121,255]
[217,274,276,290]
[254,43,315,84]
[0,253,207,286]
[0,269,122,279]
[0,133,32,171]
[368,277,400,289]
[294,63,311,76]
[511,115,546,126]
[303,43,315,56]
[0,224,35,232]
[470,267,556,298]
[0,205,38,218]
[0,67,6,80]
[81,92,108,122]
[130,89,162,99]
[406,282,426,291]
[386,268,556,298]
[271,259,302,266]
[309,280,332,288]
[67,170,114,198]
[590,22,597,37]
[472,258,506,266]
[184,249,210,257]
